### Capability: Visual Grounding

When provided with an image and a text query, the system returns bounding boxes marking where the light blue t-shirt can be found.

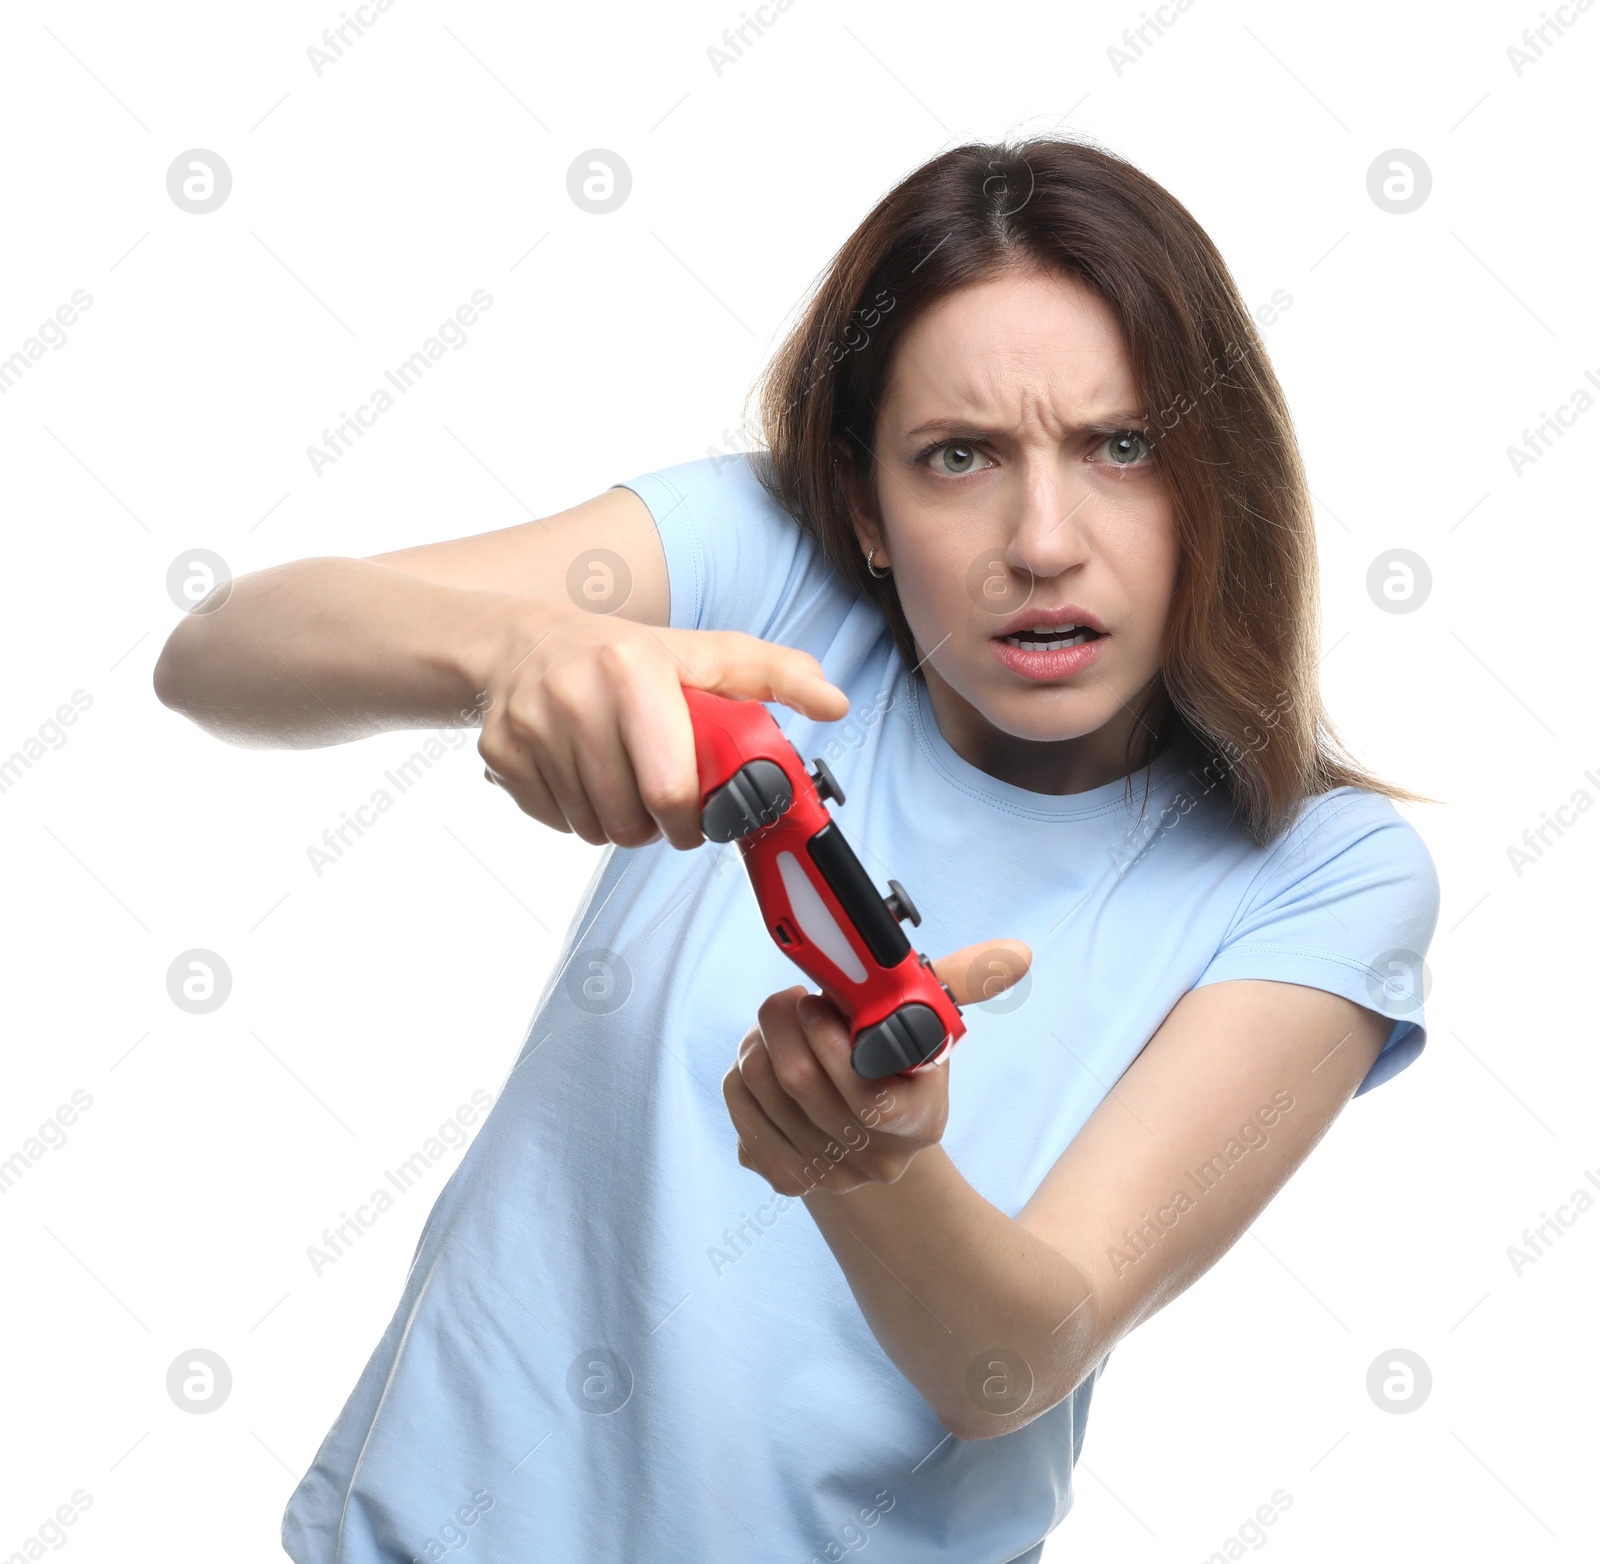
[282,453,1440,1564]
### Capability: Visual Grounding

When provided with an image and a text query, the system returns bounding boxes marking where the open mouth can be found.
[996,624,1105,651]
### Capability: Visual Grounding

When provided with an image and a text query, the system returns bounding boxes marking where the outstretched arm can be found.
[724,956,1388,1440]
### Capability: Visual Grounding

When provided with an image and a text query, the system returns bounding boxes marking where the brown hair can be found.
[747,133,1435,845]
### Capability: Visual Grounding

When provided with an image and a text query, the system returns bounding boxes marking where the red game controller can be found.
[682,687,966,1079]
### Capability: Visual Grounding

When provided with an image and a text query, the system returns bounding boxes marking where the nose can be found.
[1001,452,1095,584]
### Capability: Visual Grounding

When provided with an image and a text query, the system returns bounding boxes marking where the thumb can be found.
[931,940,1033,1008]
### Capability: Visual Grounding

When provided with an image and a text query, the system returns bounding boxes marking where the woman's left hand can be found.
[722,939,1032,1197]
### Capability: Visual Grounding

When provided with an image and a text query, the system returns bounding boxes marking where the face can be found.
[840,267,1181,794]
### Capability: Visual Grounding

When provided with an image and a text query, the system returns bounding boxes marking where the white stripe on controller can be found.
[775,850,867,984]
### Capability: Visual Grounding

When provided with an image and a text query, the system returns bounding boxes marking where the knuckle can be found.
[559,802,603,843]
[476,725,514,768]
[755,993,787,1028]
[499,689,543,740]
[549,682,591,723]
[772,1055,817,1096]
[638,767,699,818]
[594,638,640,679]
[541,661,590,712]
[611,820,659,848]
[699,630,748,676]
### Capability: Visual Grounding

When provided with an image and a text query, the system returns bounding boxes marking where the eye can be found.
[917,440,993,477]
[1097,430,1153,467]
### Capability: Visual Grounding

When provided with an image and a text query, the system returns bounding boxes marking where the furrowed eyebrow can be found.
[903,412,1149,440]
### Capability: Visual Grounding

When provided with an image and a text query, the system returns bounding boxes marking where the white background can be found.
[1,0,1594,1560]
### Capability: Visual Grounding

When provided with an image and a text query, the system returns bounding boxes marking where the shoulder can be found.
[1214,784,1442,1006]
[614,450,810,566]
[1262,787,1438,902]
[1196,785,1441,1096]
[613,452,860,647]
[615,448,789,533]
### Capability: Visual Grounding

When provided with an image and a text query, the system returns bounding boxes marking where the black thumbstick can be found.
[883,879,920,927]
[807,757,845,806]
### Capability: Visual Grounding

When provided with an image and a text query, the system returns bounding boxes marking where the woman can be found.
[155,135,1439,1563]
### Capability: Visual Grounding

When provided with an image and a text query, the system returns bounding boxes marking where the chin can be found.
[980,685,1116,746]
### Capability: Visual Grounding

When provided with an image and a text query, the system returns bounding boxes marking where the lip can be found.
[988,603,1110,684]
[988,603,1109,640]
[990,633,1107,682]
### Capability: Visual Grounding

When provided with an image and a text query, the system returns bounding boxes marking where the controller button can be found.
[700,760,794,842]
[851,1003,947,1079]
[807,757,846,806]
[883,879,921,927]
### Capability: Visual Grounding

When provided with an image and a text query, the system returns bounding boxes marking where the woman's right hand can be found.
[474,599,850,851]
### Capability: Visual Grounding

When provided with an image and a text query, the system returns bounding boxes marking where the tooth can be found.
[1002,617,1099,640]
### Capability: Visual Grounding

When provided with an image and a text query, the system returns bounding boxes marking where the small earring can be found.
[866,547,892,579]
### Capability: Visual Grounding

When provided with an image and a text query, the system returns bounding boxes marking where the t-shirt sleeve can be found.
[1192,790,1441,1095]
[611,452,856,658]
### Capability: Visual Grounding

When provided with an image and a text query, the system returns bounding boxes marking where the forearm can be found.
[802,1146,1101,1440]
[152,557,527,748]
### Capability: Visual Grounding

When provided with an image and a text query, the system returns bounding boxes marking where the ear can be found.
[831,436,886,565]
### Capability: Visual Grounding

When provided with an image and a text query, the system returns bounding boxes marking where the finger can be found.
[612,657,705,851]
[727,1058,872,1197]
[480,748,569,834]
[494,644,681,849]
[723,1066,808,1195]
[567,708,666,848]
[512,668,662,844]
[738,1009,840,1158]
[491,687,609,844]
[792,989,947,1145]
[751,990,869,1152]
[667,628,851,722]
[537,665,664,847]
[782,989,902,1125]
[932,939,1034,1008]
